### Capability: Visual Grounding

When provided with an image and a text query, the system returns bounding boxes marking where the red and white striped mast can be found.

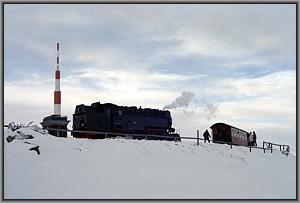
[54,43,61,115]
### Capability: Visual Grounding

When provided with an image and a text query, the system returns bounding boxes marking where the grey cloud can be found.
[4,4,295,90]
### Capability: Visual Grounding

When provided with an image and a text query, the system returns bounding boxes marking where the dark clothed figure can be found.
[247,133,250,146]
[282,146,290,157]
[203,130,211,143]
[286,146,290,156]
[253,131,257,146]
[249,132,253,146]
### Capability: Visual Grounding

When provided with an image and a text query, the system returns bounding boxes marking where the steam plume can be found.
[163,91,195,110]
[202,100,218,121]
[163,91,218,119]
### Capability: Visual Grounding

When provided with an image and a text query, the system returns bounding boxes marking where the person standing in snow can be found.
[253,131,257,146]
[247,132,250,146]
[203,129,211,143]
[249,132,253,146]
[285,146,290,156]
[282,145,290,156]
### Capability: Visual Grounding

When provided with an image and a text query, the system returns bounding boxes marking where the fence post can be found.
[197,130,199,146]
[230,142,232,149]
[280,145,281,151]
[249,147,251,152]
[271,144,273,153]
[264,148,265,153]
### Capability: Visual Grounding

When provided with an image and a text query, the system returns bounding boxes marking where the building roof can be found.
[210,122,249,134]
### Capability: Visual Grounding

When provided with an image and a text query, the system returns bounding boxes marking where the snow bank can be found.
[4,125,296,199]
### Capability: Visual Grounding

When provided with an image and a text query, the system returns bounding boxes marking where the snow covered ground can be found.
[4,124,296,199]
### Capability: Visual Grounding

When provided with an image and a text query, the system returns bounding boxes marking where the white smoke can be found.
[163,91,195,110]
[163,91,218,119]
[182,109,194,115]
[202,100,218,121]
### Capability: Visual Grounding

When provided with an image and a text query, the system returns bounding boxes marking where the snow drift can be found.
[4,124,296,199]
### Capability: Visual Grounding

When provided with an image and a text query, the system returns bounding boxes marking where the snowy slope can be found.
[4,125,296,199]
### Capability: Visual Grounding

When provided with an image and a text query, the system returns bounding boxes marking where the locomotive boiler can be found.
[72,102,180,141]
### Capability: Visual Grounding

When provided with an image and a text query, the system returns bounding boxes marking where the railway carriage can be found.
[210,123,249,146]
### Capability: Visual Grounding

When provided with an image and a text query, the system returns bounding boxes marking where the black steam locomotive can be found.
[72,102,180,141]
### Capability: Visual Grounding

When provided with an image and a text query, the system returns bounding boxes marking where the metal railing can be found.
[46,127,275,153]
[263,141,290,153]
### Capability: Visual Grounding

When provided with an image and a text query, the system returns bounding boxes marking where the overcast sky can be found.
[4,4,296,152]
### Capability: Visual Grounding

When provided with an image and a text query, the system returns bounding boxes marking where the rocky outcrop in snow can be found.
[5,122,47,143]
[5,122,45,155]
[29,146,40,155]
